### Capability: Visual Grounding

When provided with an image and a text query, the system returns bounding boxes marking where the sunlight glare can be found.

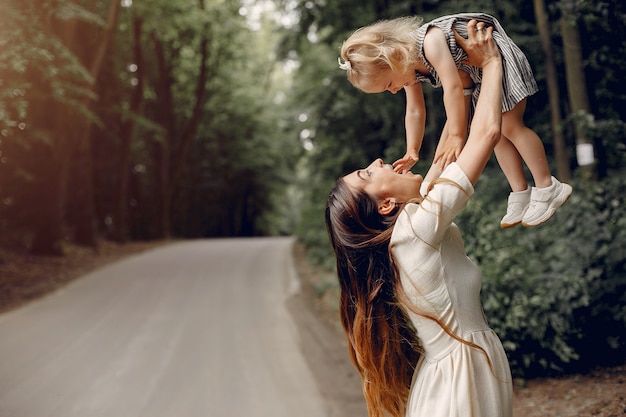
[283,59,300,74]
[240,0,299,30]
[299,128,315,151]
[273,91,285,105]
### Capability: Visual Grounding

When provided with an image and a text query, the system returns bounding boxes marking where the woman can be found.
[325,21,512,417]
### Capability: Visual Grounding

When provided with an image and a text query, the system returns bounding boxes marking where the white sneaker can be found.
[522,177,573,227]
[500,187,531,229]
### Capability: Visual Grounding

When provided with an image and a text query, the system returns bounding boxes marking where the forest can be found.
[1,0,625,378]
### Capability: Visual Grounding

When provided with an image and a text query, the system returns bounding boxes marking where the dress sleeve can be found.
[393,163,474,247]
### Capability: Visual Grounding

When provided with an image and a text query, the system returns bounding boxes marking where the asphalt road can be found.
[0,238,328,417]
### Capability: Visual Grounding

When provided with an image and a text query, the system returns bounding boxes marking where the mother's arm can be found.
[454,21,503,185]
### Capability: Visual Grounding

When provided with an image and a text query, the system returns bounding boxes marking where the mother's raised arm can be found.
[454,20,503,185]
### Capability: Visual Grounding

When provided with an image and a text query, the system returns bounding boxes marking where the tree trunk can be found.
[112,16,144,242]
[533,0,571,181]
[559,8,597,181]
[73,0,122,246]
[150,33,174,239]
[150,0,211,238]
[29,14,76,256]
[29,128,69,256]
[166,0,211,235]
[167,17,210,217]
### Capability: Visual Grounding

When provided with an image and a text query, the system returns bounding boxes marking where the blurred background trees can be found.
[0,0,300,253]
[0,0,624,378]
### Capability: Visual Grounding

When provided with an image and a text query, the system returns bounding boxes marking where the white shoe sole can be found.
[522,183,573,227]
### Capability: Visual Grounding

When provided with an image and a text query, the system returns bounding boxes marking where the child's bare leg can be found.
[493,136,528,192]
[494,136,531,228]
[502,99,572,226]
[501,99,552,188]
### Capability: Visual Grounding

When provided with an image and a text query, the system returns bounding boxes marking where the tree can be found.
[71,0,122,247]
[11,0,99,255]
[533,0,571,181]
[110,15,145,242]
[120,0,295,238]
[559,0,597,180]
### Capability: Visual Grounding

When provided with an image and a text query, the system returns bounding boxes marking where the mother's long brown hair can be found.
[325,178,421,417]
[326,177,501,417]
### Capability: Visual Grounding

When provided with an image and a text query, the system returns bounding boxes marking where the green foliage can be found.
[455,169,626,377]
[0,0,95,134]
[0,0,306,244]
[0,0,101,249]
[162,0,302,237]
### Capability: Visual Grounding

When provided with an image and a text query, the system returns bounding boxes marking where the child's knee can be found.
[501,119,524,138]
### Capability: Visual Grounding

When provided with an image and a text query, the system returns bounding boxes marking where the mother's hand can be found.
[454,20,501,68]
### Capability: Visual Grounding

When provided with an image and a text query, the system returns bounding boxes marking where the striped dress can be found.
[411,12,538,112]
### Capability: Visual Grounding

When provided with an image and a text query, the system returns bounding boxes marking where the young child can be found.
[338,12,572,227]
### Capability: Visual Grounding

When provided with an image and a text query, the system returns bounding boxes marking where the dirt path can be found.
[287,288,369,417]
[0,238,327,417]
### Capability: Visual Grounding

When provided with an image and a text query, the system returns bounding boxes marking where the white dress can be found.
[390,163,512,417]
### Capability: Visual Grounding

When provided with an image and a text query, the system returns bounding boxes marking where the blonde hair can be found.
[339,16,423,92]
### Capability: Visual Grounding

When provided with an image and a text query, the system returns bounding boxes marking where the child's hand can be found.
[393,151,419,173]
[434,134,464,169]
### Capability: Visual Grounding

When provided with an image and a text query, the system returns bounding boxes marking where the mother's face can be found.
[343,158,423,215]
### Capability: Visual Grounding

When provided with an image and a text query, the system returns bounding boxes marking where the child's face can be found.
[359,68,416,95]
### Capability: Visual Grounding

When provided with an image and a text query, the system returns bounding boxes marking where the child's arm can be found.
[433,81,473,168]
[423,27,468,169]
[393,82,426,173]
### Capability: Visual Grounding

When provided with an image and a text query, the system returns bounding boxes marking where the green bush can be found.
[459,170,626,377]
